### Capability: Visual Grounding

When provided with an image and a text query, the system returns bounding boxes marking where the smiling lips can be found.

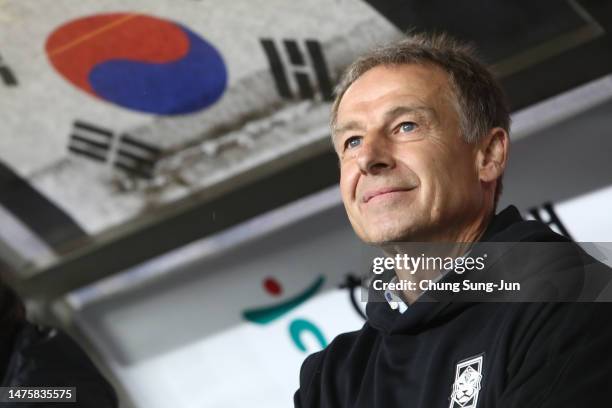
[362,187,414,203]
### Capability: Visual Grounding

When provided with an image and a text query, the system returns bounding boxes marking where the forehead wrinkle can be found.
[383,105,437,124]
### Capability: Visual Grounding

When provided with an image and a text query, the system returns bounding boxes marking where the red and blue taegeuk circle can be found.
[45,13,227,115]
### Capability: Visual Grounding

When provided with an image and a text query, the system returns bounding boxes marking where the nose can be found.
[356,136,395,175]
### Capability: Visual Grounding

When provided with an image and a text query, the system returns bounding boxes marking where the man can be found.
[294,32,612,407]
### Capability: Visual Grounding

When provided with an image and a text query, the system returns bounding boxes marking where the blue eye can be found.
[399,122,417,133]
[344,136,362,150]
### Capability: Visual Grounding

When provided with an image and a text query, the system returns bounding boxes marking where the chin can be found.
[361,223,419,244]
[361,214,422,243]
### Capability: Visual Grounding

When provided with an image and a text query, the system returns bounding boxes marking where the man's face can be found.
[334,64,485,243]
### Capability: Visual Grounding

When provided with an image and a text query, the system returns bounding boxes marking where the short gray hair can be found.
[331,31,510,205]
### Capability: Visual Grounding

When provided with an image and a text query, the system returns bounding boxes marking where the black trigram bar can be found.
[260,38,333,101]
[68,120,113,162]
[529,202,573,239]
[113,134,161,179]
[0,65,17,86]
[261,39,291,98]
[305,40,333,101]
[0,53,18,87]
[284,39,313,99]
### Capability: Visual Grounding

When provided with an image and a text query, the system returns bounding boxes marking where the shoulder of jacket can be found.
[298,322,373,388]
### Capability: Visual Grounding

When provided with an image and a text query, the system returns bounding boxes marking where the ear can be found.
[477,127,509,183]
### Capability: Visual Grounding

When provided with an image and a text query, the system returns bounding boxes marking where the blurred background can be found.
[1,0,612,406]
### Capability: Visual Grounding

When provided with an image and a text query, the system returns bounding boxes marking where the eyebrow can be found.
[332,105,436,141]
[332,121,365,138]
[384,105,436,123]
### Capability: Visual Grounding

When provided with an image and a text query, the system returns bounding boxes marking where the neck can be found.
[382,208,494,305]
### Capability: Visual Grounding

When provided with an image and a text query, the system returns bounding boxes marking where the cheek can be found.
[411,144,467,188]
[339,163,358,202]
[399,150,457,214]
[395,148,434,191]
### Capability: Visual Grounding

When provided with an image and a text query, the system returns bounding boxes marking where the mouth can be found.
[362,187,415,203]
